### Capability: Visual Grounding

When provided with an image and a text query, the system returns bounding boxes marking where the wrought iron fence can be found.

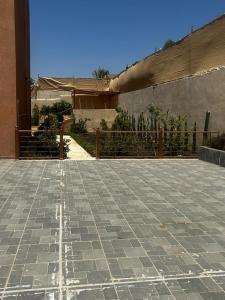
[96,129,219,159]
[15,128,64,160]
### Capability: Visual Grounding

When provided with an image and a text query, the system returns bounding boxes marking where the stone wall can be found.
[118,68,225,132]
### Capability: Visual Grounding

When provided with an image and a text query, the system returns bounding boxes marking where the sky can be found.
[30,0,225,79]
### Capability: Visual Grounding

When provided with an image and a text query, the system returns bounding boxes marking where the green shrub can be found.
[100,105,197,157]
[100,119,109,130]
[163,39,176,50]
[36,114,69,159]
[70,116,89,134]
[39,114,59,131]
[40,101,72,124]
[32,104,40,126]
[51,101,72,114]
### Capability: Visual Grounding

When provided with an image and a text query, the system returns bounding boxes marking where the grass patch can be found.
[70,132,96,157]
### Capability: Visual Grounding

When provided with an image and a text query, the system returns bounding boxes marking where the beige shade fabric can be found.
[109,14,225,93]
[32,77,116,96]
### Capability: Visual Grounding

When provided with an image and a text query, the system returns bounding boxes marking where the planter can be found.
[199,146,225,168]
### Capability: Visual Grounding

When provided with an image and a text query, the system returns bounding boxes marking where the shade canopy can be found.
[32,77,117,96]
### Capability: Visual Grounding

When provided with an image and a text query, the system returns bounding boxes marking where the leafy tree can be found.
[162,39,175,50]
[32,104,40,126]
[40,101,72,124]
[51,101,72,114]
[92,67,110,79]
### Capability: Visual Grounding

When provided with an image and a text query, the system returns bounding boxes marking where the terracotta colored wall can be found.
[0,0,30,158]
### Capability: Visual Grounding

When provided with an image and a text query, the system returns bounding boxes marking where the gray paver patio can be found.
[0,159,225,299]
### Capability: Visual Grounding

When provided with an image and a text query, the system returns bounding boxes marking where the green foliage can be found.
[112,109,135,131]
[203,111,211,145]
[31,104,40,126]
[162,39,176,50]
[100,105,197,157]
[51,101,72,114]
[100,119,109,130]
[40,105,51,116]
[36,114,69,159]
[92,67,110,79]
[70,133,96,157]
[40,101,72,124]
[70,116,89,134]
[184,120,189,152]
[39,114,59,131]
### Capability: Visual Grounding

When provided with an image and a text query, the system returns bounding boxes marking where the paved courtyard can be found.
[0,159,225,299]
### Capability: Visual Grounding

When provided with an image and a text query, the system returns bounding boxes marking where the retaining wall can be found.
[118,68,225,132]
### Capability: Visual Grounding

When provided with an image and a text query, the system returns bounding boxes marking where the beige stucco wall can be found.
[31,90,72,110]
[118,68,225,132]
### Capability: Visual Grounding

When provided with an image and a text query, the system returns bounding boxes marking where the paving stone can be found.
[1,160,225,298]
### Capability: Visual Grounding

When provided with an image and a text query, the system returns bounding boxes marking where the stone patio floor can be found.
[0,159,225,299]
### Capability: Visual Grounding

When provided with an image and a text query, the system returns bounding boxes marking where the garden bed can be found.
[199,146,225,167]
[70,132,96,157]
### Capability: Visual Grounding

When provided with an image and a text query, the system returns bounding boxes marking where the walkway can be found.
[64,135,94,160]
[0,160,225,299]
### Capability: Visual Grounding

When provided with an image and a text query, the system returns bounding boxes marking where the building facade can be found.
[32,77,118,131]
[0,0,31,158]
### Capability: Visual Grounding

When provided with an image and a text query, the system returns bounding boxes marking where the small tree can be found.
[40,101,72,124]
[92,67,110,79]
[163,39,175,50]
[32,104,40,126]
[100,119,109,131]
[70,115,89,134]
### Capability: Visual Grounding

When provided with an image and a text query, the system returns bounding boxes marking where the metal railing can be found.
[96,129,219,159]
[15,128,219,160]
[15,128,65,160]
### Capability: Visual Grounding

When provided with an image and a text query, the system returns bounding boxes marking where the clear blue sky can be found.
[30,0,225,78]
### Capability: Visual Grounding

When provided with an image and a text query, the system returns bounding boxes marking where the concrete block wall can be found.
[118,68,225,132]
[73,109,118,132]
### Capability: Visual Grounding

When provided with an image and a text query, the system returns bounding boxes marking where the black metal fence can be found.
[15,128,219,160]
[15,128,64,160]
[96,129,219,159]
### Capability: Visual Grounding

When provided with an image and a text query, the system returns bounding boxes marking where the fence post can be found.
[60,129,64,160]
[96,128,101,159]
[15,127,19,159]
[158,127,164,158]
